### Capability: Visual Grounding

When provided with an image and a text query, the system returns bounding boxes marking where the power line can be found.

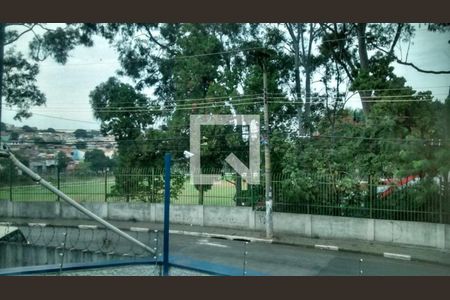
[14,96,441,116]
[34,26,437,69]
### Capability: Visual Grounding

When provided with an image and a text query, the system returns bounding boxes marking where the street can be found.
[3,225,450,276]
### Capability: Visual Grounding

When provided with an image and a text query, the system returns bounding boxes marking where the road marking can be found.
[315,244,339,251]
[28,223,47,227]
[78,224,98,229]
[130,227,149,232]
[197,238,229,248]
[169,230,273,243]
[383,252,411,261]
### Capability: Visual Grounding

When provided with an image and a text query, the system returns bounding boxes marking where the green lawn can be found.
[0,177,237,206]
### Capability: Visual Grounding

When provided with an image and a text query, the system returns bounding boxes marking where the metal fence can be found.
[1,162,449,224]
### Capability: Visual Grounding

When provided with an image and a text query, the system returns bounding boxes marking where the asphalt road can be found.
[169,234,450,276]
[4,226,450,276]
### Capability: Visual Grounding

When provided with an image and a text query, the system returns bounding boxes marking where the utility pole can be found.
[263,64,273,239]
[0,23,5,148]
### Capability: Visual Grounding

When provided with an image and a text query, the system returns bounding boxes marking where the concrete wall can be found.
[0,201,448,250]
[374,219,442,248]
[0,243,121,269]
[446,225,450,249]
[203,206,252,229]
[12,202,60,219]
[108,203,152,222]
[61,202,108,220]
[311,215,374,241]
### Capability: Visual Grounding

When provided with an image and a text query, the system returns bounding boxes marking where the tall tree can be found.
[284,23,322,135]
[0,23,96,138]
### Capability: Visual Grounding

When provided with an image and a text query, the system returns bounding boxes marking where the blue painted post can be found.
[163,153,171,276]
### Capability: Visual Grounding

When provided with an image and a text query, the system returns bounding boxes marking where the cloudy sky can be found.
[2,24,449,130]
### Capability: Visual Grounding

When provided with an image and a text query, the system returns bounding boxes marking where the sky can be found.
[2,24,450,130]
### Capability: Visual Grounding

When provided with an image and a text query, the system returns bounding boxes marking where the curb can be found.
[270,237,450,267]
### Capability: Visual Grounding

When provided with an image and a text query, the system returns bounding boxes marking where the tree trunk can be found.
[304,67,312,135]
[293,36,303,137]
[356,23,372,115]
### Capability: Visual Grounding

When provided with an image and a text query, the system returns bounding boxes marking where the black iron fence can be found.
[1,162,449,224]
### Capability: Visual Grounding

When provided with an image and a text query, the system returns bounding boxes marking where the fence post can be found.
[104,170,108,202]
[57,166,61,202]
[9,159,13,202]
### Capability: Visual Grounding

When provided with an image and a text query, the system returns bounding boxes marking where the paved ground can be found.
[2,217,450,275]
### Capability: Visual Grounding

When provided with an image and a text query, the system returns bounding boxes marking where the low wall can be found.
[0,201,448,250]
[0,243,121,269]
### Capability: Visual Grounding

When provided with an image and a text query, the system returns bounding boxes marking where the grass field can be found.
[0,177,237,206]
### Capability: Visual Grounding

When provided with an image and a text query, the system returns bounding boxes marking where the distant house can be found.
[30,153,57,173]
[71,148,85,161]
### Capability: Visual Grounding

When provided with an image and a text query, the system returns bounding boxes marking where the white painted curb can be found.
[130,227,149,232]
[315,244,339,251]
[28,223,47,227]
[169,230,273,243]
[383,252,411,261]
[78,224,98,229]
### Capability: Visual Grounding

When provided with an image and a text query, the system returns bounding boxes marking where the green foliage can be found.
[73,129,90,139]
[75,141,87,149]
[109,168,185,203]
[84,149,111,172]
[2,23,96,120]
[56,151,71,170]
[2,50,45,120]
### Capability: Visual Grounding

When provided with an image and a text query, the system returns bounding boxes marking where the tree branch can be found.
[3,24,37,45]
[389,23,404,55]
[376,45,450,74]
[395,59,450,74]
[143,26,172,53]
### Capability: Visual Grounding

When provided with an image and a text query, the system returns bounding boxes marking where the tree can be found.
[56,151,70,171]
[75,140,87,149]
[1,23,96,125]
[22,125,36,132]
[10,131,19,140]
[46,128,56,133]
[284,23,323,135]
[73,129,88,139]
[84,149,110,172]
[319,23,450,116]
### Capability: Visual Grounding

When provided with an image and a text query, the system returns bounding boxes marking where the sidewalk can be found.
[3,217,450,267]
